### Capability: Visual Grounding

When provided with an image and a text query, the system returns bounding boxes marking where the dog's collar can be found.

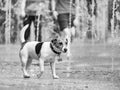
[50,43,61,55]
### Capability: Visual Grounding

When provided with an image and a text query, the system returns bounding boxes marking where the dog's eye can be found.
[59,42,63,45]
[52,38,57,44]
[54,39,57,41]
[65,42,68,45]
[65,39,68,45]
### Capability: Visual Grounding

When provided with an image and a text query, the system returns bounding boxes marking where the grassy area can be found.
[0,39,119,90]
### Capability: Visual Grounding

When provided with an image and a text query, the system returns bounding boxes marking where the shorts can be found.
[57,13,75,31]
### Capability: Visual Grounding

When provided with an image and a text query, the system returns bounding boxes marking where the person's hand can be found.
[73,17,79,27]
[52,10,58,20]
[21,10,26,17]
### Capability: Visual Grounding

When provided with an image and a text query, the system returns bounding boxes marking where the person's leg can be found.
[23,15,35,40]
[70,14,76,41]
[34,15,42,41]
[38,23,42,41]
[71,14,75,27]
[58,13,75,39]
[57,13,69,31]
[58,13,75,31]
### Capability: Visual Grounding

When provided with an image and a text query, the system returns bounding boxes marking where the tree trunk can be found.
[5,0,11,44]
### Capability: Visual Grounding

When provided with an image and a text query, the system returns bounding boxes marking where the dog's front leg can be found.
[64,28,71,59]
[67,36,71,59]
[50,61,59,79]
[37,58,44,78]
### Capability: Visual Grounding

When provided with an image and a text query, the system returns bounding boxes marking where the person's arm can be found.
[21,0,26,17]
[51,0,58,19]
[51,0,56,11]
[51,0,58,11]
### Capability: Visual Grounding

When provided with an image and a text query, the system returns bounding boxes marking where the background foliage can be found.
[0,0,120,44]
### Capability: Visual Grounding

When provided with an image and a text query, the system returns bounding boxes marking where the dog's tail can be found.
[20,24,29,43]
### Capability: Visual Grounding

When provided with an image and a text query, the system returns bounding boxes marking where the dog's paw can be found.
[67,56,70,60]
[23,75,30,78]
[37,72,43,78]
[53,75,59,79]
[67,54,71,60]
[58,58,62,62]
[37,74,41,78]
[37,74,42,78]
[67,52,72,60]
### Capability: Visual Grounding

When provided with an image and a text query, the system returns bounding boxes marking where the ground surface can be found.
[0,39,120,90]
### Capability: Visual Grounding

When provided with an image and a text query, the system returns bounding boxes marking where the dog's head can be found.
[51,35,68,53]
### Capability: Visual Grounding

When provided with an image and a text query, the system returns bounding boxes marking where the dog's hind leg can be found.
[22,59,30,78]
[20,53,30,78]
[37,58,44,78]
[26,57,32,70]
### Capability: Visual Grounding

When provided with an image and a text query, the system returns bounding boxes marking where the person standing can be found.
[21,0,45,41]
[51,0,80,59]
[51,0,80,34]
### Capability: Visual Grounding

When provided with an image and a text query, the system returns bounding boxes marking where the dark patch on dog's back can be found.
[35,42,43,55]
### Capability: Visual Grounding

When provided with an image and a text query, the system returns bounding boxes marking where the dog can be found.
[19,24,68,79]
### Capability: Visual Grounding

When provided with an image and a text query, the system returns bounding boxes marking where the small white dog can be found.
[19,24,68,79]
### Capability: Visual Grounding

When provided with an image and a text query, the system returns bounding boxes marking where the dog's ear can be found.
[52,33,60,39]
[60,31,66,38]
[55,33,60,39]
[51,38,57,44]
[65,38,68,45]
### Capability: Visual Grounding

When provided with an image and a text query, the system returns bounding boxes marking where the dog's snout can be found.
[63,48,67,53]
